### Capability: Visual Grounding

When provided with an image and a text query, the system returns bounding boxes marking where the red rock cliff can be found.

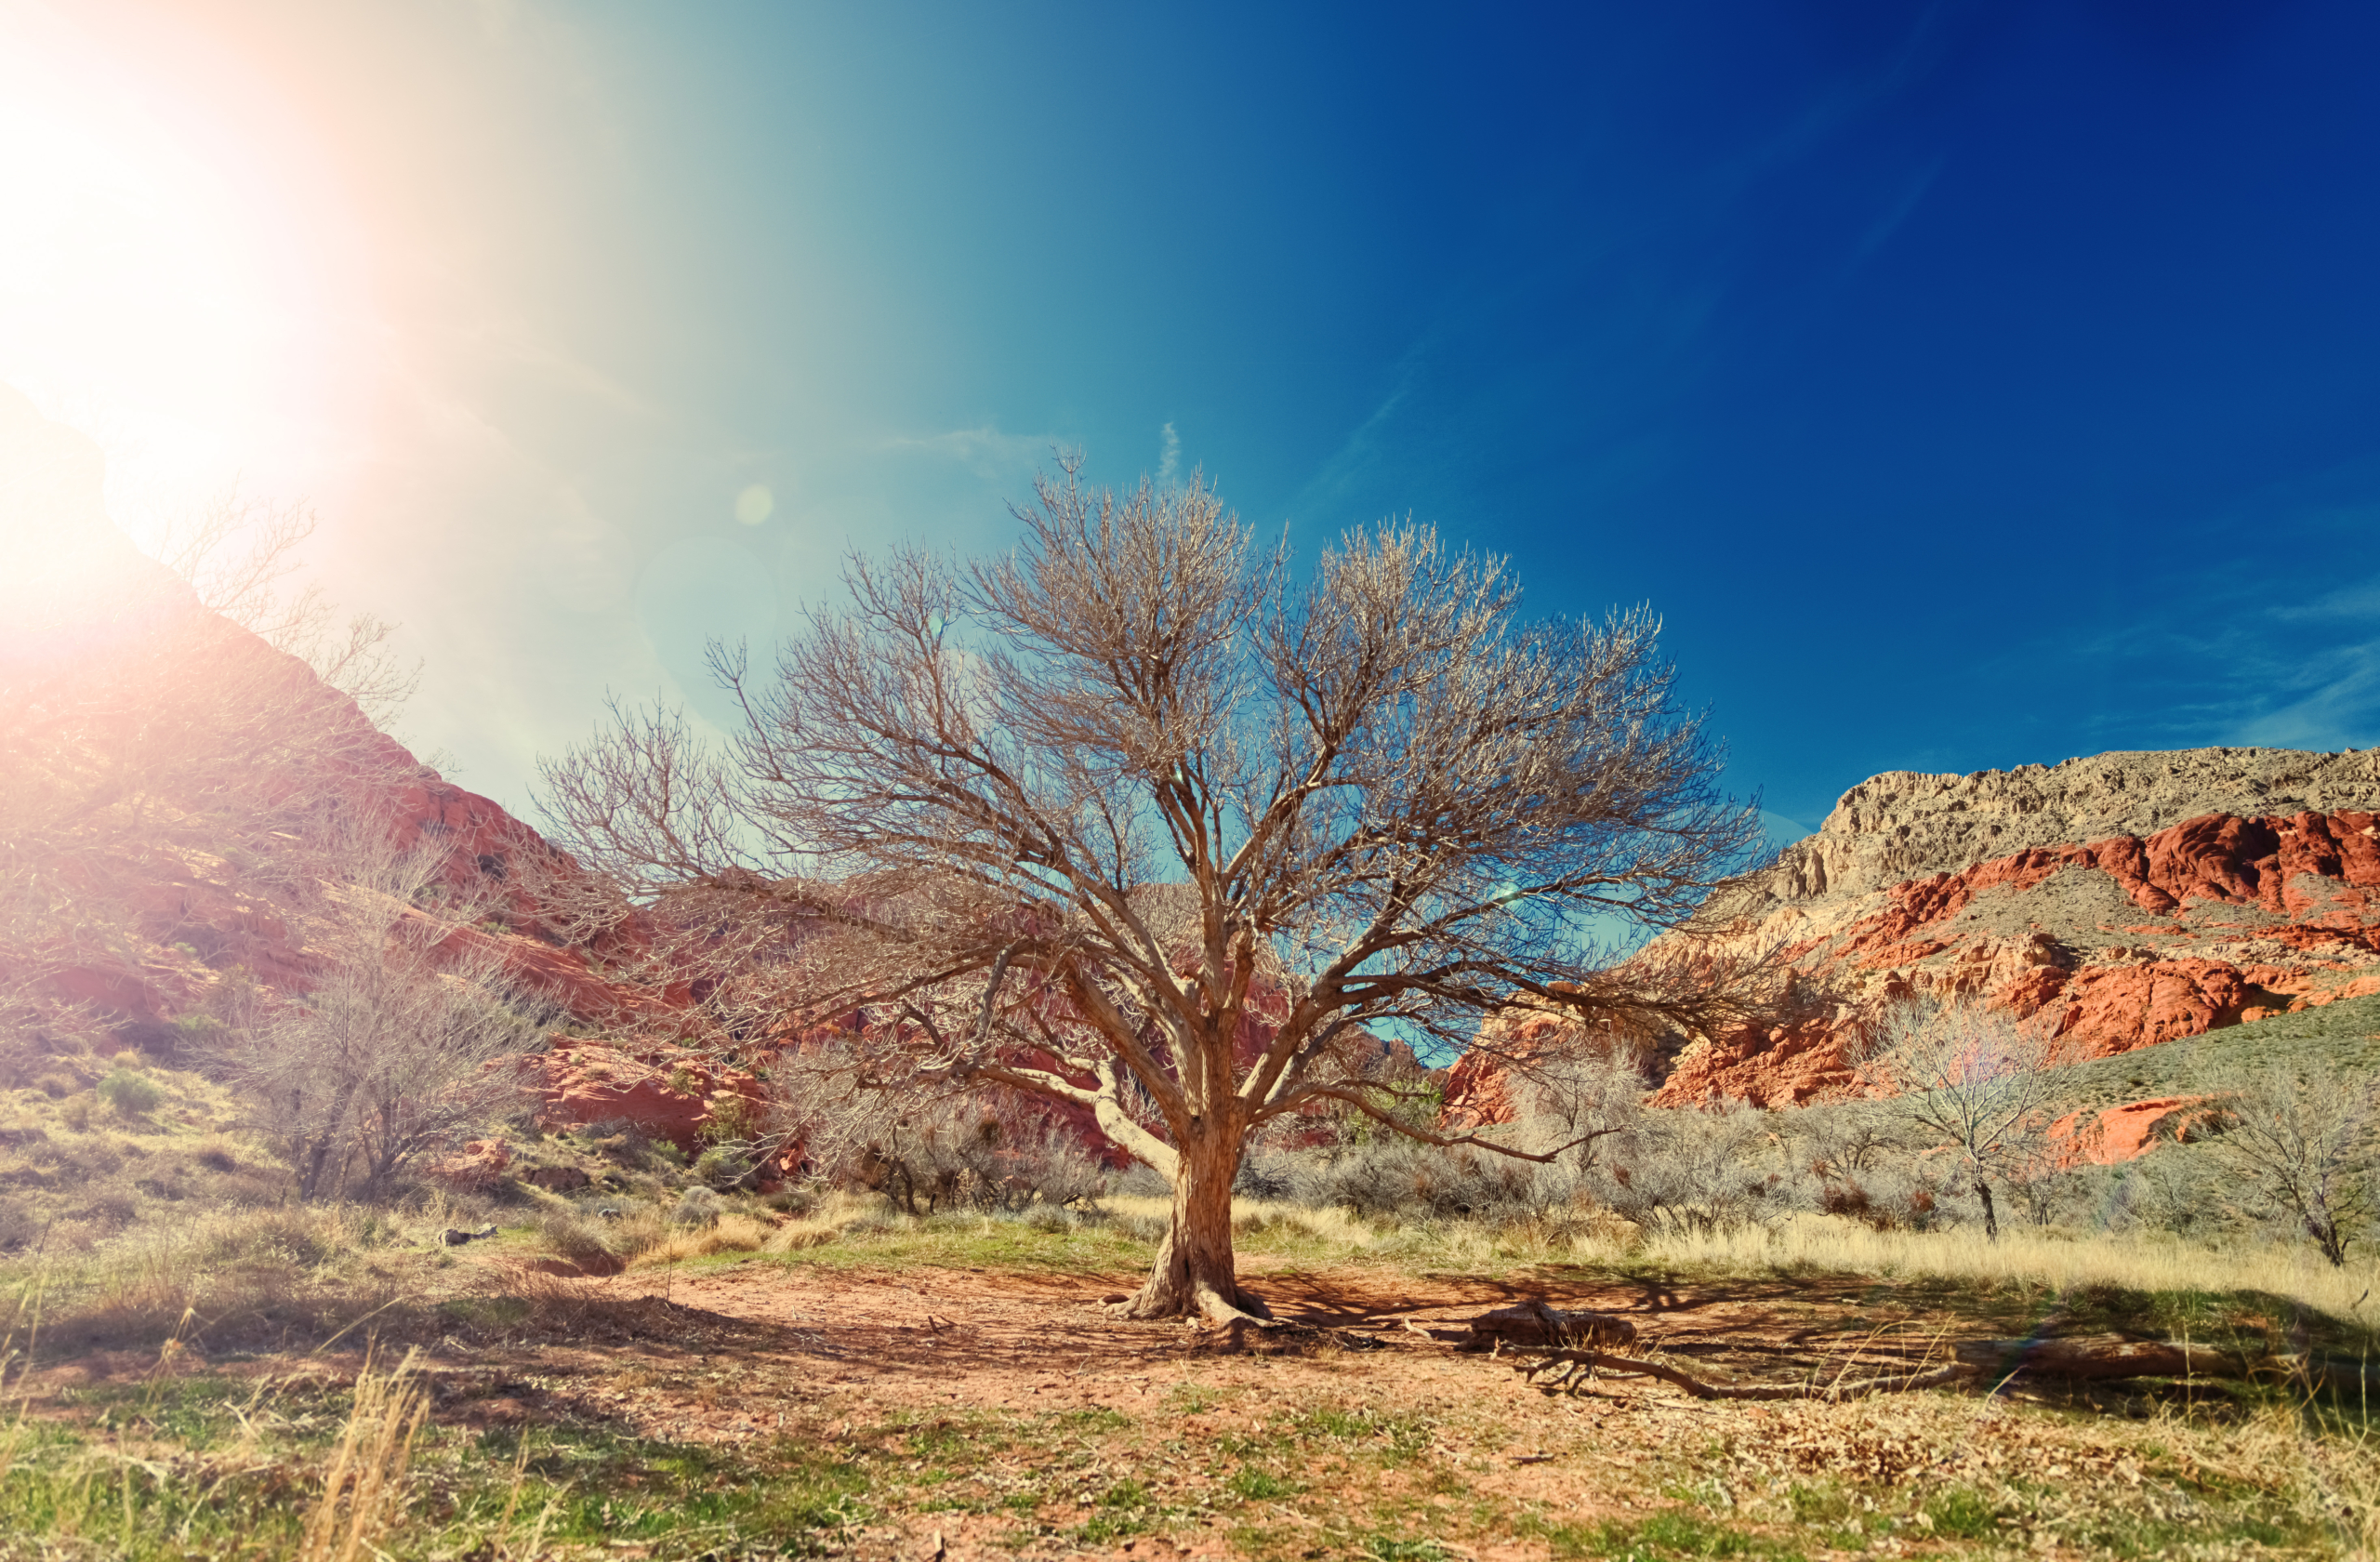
[1439,748,2380,1123]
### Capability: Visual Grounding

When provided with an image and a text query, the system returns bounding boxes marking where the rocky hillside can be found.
[0,387,653,1056]
[1444,747,2380,1121]
[1662,748,2380,1105]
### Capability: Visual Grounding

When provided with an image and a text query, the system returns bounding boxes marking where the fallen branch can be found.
[1950,1335,2254,1383]
[1462,1302,1638,1353]
[1512,1332,2276,1401]
[1516,1347,1973,1402]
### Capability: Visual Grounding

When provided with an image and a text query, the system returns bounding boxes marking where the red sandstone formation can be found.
[1646,751,2380,1107]
[520,1040,769,1154]
[1442,748,2380,1129]
[2047,1097,2212,1167]
[427,1137,513,1191]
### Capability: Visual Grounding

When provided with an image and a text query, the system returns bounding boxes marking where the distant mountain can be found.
[1667,747,2380,1104]
[1444,747,2380,1122]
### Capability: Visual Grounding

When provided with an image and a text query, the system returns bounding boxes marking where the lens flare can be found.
[0,7,365,556]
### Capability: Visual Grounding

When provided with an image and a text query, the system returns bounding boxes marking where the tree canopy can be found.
[543,458,1767,1319]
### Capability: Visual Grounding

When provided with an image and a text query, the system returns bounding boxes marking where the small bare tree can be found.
[542,457,1765,1322]
[1864,999,2072,1240]
[215,826,543,1198]
[2199,1050,2377,1267]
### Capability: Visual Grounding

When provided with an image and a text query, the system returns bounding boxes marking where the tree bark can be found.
[1125,1125,1272,1324]
[1974,1175,1999,1241]
[2308,1212,2347,1267]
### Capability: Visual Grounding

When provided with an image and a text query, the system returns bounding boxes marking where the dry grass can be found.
[1102,1193,2380,1327]
[1711,1375,2380,1558]
[1634,1213,2380,1323]
[296,1345,430,1562]
[627,1211,780,1268]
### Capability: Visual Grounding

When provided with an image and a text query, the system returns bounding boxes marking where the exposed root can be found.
[1117,1279,1275,1327]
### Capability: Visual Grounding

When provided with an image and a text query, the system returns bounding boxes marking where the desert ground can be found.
[6,1193,2376,1562]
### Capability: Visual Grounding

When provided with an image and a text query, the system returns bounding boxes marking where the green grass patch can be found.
[1540,1510,1803,1562]
[1226,1465,1298,1500]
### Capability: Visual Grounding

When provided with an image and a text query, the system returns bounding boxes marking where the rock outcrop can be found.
[1665,748,2380,1105]
[1441,748,2380,1124]
[1,389,676,1104]
[520,1040,769,1155]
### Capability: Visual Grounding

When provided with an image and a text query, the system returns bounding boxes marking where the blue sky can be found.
[9,0,2379,838]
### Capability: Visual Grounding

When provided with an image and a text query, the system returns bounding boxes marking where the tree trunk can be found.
[1974,1175,1999,1241]
[2309,1211,2347,1267]
[1125,1126,1272,1324]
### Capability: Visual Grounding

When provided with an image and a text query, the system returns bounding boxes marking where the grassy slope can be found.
[2049,993,2380,1112]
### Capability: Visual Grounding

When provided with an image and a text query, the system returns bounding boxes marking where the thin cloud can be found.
[1850,157,1946,265]
[2228,641,2380,752]
[1157,421,1180,485]
[881,424,1059,482]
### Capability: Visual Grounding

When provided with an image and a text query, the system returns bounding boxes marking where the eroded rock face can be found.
[1442,748,2380,1124]
[521,1041,769,1155]
[2047,1097,2213,1166]
[1655,748,2380,1105]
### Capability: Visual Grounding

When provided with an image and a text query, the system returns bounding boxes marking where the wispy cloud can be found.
[881,424,1060,482]
[1282,350,1424,529]
[2229,640,2380,751]
[1157,420,1180,485]
[1851,157,1946,265]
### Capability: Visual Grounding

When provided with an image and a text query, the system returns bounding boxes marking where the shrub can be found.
[693,1145,756,1190]
[781,1056,1113,1214]
[1285,1137,1568,1223]
[98,1069,165,1117]
[699,1092,760,1145]
[205,827,543,1199]
[1591,1105,1795,1238]
[537,1211,620,1268]
[671,1187,723,1226]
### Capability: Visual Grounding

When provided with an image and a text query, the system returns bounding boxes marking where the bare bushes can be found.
[1281,1050,1817,1238]
[774,1046,1111,1215]
[210,828,545,1199]
[1785,1103,1957,1232]
[2196,1050,2379,1266]
[1277,1136,1560,1222]
[1861,999,2074,1241]
[1592,1104,1797,1238]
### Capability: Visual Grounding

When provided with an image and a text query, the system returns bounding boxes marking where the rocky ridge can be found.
[1442,747,2380,1123]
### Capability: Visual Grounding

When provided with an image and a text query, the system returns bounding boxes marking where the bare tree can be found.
[2199,1050,2377,1267]
[213,823,544,1198]
[542,457,1765,1322]
[1864,999,2072,1240]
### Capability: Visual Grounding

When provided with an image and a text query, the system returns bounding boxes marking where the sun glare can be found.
[0,7,364,560]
